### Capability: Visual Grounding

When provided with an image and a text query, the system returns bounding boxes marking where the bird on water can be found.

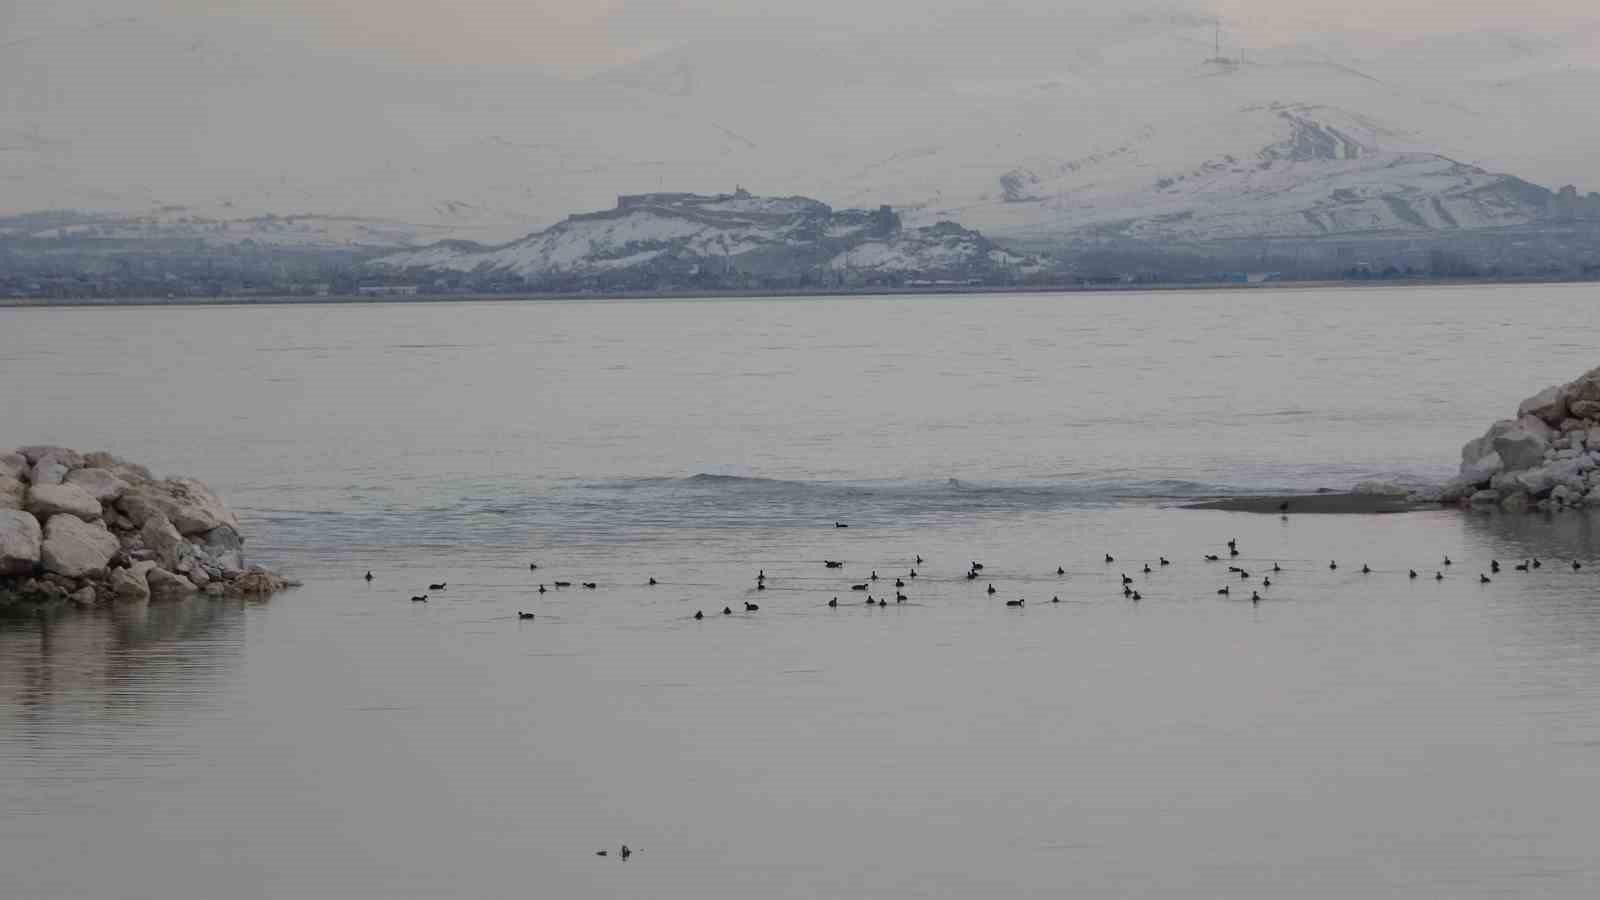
[694,610,704,620]
[411,594,428,602]
[518,612,534,620]
[365,571,373,582]
[1006,598,1024,607]
[429,582,447,591]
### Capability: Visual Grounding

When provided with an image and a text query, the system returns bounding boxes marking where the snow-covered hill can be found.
[372,191,1030,283]
[4,8,1597,249]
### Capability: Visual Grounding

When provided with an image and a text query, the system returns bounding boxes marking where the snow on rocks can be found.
[0,447,291,608]
[1445,365,1600,511]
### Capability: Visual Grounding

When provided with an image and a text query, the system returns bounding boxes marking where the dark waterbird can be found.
[824,560,844,569]
[1204,554,1220,562]
[987,584,997,595]
[428,582,447,591]
[870,571,879,581]
[1262,577,1271,588]
[1361,564,1371,574]
[895,578,905,588]
[1443,556,1453,566]
[1051,595,1060,603]
[1435,571,1444,581]
[1217,586,1230,596]
[835,522,848,528]
[1408,570,1417,579]
[1532,557,1543,569]
[723,606,732,615]
[745,602,759,611]
[529,563,538,570]
[1131,591,1142,601]
[851,583,868,591]
[896,592,907,603]
[364,571,373,582]
[582,582,597,589]
[1121,574,1133,585]
[909,569,918,578]
[1329,561,1338,571]
[915,555,924,564]
[411,594,428,602]
[554,581,572,588]
[1515,561,1530,572]
[1251,591,1261,605]
[518,611,535,620]
[538,584,547,593]
[1272,563,1281,572]
[1123,585,1133,597]
[1006,598,1025,607]
[756,583,766,591]
[694,610,704,620]
[1143,564,1152,574]
[1480,574,1492,584]
[877,597,887,607]
[971,561,984,571]
[648,578,657,586]
[828,597,838,607]
[1105,554,1115,563]
[1491,560,1501,573]
[1574,560,1583,571]
[1057,566,1065,576]
[966,570,978,581]
[1238,570,1251,581]
[1160,557,1170,566]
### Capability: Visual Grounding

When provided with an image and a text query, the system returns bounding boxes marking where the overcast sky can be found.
[9,0,1599,76]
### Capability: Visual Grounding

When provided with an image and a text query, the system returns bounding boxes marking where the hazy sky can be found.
[10,0,1599,76]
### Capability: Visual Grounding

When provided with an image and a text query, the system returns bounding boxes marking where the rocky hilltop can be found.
[1443,367,1600,511]
[1,446,289,609]
[371,190,1035,290]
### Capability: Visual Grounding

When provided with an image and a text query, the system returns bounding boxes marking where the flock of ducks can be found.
[364,535,1586,620]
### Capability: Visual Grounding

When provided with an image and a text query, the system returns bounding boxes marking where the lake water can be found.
[3,285,1600,898]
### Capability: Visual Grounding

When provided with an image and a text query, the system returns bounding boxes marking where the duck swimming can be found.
[518,611,534,620]
[411,594,428,602]
[745,602,759,611]
[428,582,447,591]
[1006,598,1025,607]
[694,610,704,620]
[365,571,373,582]
[987,584,997,594]
[828,597,838,607]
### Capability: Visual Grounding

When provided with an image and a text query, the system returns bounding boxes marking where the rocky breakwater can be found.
[1444,366,1600,511]
[1,446,290,609]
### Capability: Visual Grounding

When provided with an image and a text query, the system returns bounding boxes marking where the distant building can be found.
[357,285,420,296]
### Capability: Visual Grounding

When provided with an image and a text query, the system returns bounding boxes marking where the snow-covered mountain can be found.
[4,9,1597,249]
[372,191,1030,284]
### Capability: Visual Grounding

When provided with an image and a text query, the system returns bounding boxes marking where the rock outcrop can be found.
[0,447,292,608]
[1444,365,1600,511]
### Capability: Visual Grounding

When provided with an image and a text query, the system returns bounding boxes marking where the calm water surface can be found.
[3,286,1599,898]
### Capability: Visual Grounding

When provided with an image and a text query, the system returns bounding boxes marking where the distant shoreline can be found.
[2,275,1595,309]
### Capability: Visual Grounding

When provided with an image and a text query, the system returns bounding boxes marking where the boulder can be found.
[140,514,190,572]
[1494,429,1549,472]
[82,452,119,468]
[0,452,27,480]
[67,585,97,608]
[107,461,153,484]
[1552,484,1578,505]
[1501,492,1531,513]
[40,515,119,579]
[0,476,24,510]
[1517,414,1554,443]
[30,457,69,486]
[64,468,129,503]
[188,566,211,588]
[198,526,244,576]
[1518,384,1569,424]
[26,483,103,521]
[0,509,43,575]
[1569,400,1600,420]
[1512,467,1556,497]
[147,567,199,602]
[1439,477,1479,502]
[117,478,238,535]
[1460,451,1503,486]
[18,446,83,468]
[1469,489,1500,506]
[109,566,150,603]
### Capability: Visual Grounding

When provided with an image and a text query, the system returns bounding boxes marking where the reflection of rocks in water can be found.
[1460,508,1600,561]
[0,595,246,736]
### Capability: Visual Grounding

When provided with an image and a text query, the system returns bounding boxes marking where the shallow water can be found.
[3,285,1600,898]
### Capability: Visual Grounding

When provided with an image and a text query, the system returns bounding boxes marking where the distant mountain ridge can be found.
[371,191,1034,287]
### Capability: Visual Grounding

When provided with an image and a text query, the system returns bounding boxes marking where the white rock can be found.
[1469,490,1500,505]
[0,452,27,480]
[147,566,199,602]
[1494,429,1550,472]
[1517,414,1555,443]
[0,509,43,575]
[198,526,244,576]
[67,585,98,607]
[140,514,190,572]
[110,566,150,603]
[17,446,82,467]
[40,515,119,579]
[1460,451,1503,485]
[30,457,69,486]
[26,483,103,521]
[64,468,130,503]
[117,478,239,535]
[188,566,211,588]
[0,476,24,511]
[1513,467,1556,497]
